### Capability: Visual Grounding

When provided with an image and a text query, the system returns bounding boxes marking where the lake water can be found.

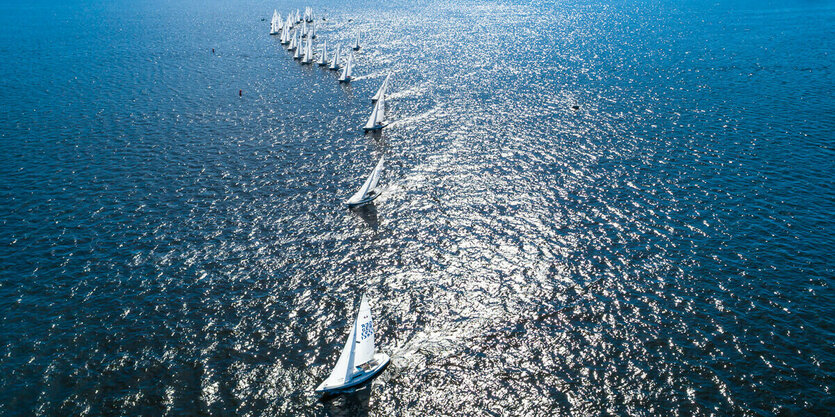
[1,0,833,415]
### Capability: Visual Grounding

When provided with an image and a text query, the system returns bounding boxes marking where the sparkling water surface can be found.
[1,0,833,415]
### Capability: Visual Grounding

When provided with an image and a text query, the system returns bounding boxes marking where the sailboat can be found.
[345,157,384,207]
[301,37,313,64]
[315,294,390,394]
[363,96,386,132]
[372,73,391,103]
[318,41,328,66]
[293,33,303,60]
[338,52,354,83]
[301,21,308,38]
[270,10,280,35]
[329,45,341,71]
[310,21,316,39]
[280,25,290,45]
[352,33,361,51]
[288,29,297,50]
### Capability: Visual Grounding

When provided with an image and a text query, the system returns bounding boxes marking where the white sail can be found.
[363,98,385,130]
[277,12,283,30]
[323,316,357,386]
[339,52,353,81]
[310,21,316,39]
[294,32,302,59]
[318,41,327,65]
[372,73,390,102]
[353,33,361,50]
[270,10,280,34]
[302,38,312,63]
[329,45,341,70]
[353,294,376,367]
[375,95,386,125]
[347,157,384,205]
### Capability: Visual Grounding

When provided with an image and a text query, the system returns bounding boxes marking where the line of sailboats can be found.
[269,8,392,396]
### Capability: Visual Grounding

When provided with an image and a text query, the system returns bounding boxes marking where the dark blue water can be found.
[1,0,833,415]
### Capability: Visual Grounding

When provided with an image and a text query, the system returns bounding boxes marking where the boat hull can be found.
[346,190,381,207]
[315,353,390,394]
[363,124,384,132]
[338,77,351,83]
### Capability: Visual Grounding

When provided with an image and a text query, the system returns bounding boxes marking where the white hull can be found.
[315,353,390,393]
[346,190,381,207]
[363,123,384,132]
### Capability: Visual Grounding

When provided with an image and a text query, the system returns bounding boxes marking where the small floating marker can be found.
[239,90,242,96]
[212,48,215,54]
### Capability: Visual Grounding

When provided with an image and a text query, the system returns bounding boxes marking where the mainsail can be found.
[339,52,353,81]
[363,97,385,130]
[318,41,328,66]
[329,45,341,70]
[372,73,391,102]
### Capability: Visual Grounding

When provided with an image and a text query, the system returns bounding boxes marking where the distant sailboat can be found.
[280,25,290,45]
[318,41,328,66]
[301,20,308,38]
[363,95,386,131]
[372,73,391,103]
[345,157,384,207]
[329,45,341,71]
[293,33,303,59]
[315,294,389,394]
[301,37,313,64]
[270,10,280,35]
[288,29,297,50]
[338,52,353,83]
[352,33,361,51]
[310,21,316,39]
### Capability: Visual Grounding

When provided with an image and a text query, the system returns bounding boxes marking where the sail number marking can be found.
[360,322,374,340]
